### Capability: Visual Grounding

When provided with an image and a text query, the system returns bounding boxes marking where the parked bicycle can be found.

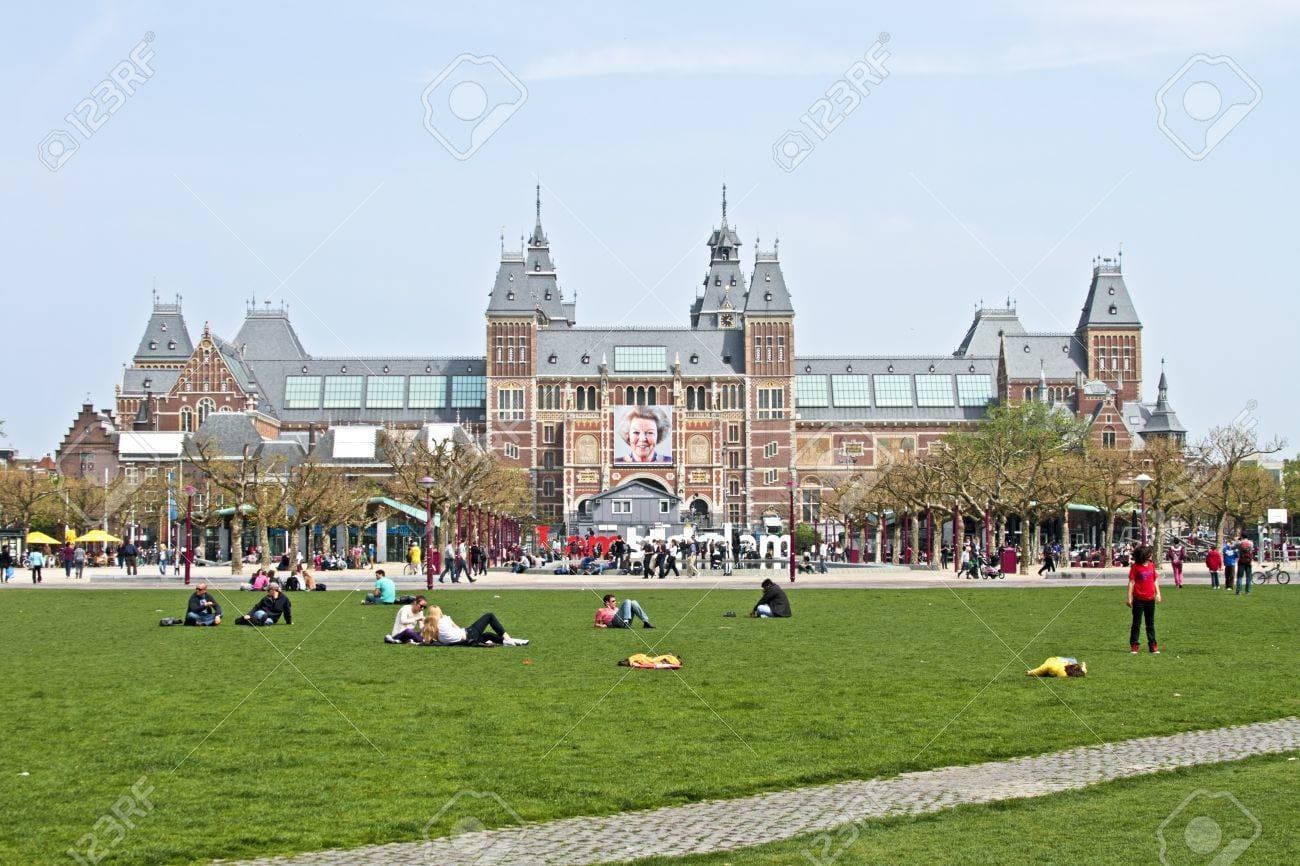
[1254,562,1290,585]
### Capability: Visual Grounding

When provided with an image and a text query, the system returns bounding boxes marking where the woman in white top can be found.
[385,596,427,644]
[422,606,528,647]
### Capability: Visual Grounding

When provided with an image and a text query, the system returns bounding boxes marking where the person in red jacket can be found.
[1127,544,1161,654]
[1204,545,1223,589]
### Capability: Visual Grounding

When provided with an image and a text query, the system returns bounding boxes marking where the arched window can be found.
[180,406,194,432]
[625,387,634,404]
[588,387,598,410]
[647,388,656,405]
[197,398,215,425]
[575,387,585,411]
[686,389,696,411]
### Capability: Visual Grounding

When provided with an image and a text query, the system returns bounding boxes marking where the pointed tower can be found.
[1076,254,1142,407]
[132,295,194,369]
[690,184,747,329]
[1141,362,1187,446]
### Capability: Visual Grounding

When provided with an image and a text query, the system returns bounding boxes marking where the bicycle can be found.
[1254,562,1290,585]
[402,562,419,576]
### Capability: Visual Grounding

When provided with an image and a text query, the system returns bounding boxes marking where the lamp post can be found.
[183,484,195,585]
[419,476,435,590]
[1135,473,1153,546]
[787,471,796,583]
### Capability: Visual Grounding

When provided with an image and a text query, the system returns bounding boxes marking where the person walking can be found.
[1205,544,1223,589]
[29,548,45,583]
[121,539,139,575]
[1127,544,1161,654]
[61,542,76,577]
[0,545,13,582]
[1168,540,1186,588]
[1221,540,1238,592]
[1235,536,1254,595]
[73,545,86,579]
[1037,545,1056,576]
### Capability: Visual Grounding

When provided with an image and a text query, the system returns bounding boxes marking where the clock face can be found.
[720,314,734,327]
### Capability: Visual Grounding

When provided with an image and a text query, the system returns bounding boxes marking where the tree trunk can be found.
[928,507,939,570]
[996,515,1007,549]
[890,515,900,565]
[953,508,965,573]
[909,511,920,566]
[1061,508,1071,563]
[230,514,245,575]
[1019,510,1034,575]
[1104,512,1115,566]
[257,519,270,566]
[874,512,883,563]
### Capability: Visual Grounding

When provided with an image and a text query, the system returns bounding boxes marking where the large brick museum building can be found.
[70,188,1185,535]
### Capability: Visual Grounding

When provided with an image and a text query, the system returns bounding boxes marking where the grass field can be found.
[0,584,1295,864]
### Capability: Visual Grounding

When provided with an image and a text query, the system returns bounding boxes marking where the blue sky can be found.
[3,1,1297,456]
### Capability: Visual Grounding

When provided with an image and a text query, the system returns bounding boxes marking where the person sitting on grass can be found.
[750,578,791,618]
[236,585,293,626]
[239,569,269,591]
[185,583,223,626]
[363,570,397,604]
[594,594,655,629]
[422,606,528,647]
[385,595,428,644]
[1026,656,1087,677]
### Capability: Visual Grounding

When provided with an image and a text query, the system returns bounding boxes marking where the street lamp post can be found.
[183,484,195,585]
[1135,473,1153,546]
[419,476,435,590]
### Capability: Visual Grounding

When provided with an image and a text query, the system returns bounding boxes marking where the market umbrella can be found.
[74,529,123,544]
[25,531,61,545]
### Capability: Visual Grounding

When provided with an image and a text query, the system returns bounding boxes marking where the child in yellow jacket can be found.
[1026,657,1087,677]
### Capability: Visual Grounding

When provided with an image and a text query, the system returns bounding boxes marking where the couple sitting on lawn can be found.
[384,596,528,646]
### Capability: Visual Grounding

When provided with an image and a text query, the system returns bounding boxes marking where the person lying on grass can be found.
[385,595,428,644]
[750,578,792,618]
[595,594,654,629]
[185,583,222,626]
[1026,657,1087,677]
[235,585,292,626]
[422,605,528,646]
[362,570,397,605]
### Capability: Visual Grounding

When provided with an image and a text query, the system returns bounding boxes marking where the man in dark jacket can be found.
[121,540,139,575]
[185,583,223,626]
[237,585,292,626]
[751,578,791,618]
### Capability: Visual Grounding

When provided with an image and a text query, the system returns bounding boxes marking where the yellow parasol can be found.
[74,529,123,544]
[25,531,62,545]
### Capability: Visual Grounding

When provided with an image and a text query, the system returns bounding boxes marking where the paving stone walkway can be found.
[224,717,1298,866]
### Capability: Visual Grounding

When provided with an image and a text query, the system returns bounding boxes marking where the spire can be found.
[721,183,728,227]
[1038,360,1049,403]
[530,183,547,245]
[1156,359,1169,408]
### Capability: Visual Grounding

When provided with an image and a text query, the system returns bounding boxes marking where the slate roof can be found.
[1077,261,1141,331]
[954,307,1025,357]
[121,368,181,395]
[1000,333,1089,380]
[231,308,308,360]
[1138,369,1186,438]
[192,413,265,454]
[535,328,746,377]
[132,303,194,364]
[745,254,794,315]
[242,356,486,425]
[589,479,681,504]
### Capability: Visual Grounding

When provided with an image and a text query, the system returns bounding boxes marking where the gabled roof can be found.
[133,302,193,364]
[589,479,681,504]
[999,333,1088,380]
[192,412,265,454]
[1077,260,1141,331]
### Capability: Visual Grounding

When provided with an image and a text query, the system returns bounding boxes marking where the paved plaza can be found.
[220,717,1299,865]
[3,561,1240,592]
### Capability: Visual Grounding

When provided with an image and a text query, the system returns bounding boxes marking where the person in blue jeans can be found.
[594,594,654,628]
[1235,536,1254,595]
[236,586,293,626]
[184,583,223,626]
[363,570,397,604]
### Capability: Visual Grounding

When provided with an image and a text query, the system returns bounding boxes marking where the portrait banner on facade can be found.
[613,405,673,464]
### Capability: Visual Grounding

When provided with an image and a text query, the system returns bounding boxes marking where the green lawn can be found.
[0,585,1295,864]
[639,752,1300,865]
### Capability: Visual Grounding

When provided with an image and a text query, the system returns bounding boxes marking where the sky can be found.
[2,1,1297,457]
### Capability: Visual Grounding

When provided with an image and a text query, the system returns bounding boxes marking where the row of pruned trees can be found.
[824,402,1285,573]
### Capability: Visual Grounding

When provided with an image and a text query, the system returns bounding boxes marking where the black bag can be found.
[314,582,327,591]
[159,617,182,627]
[396,595,416,605]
